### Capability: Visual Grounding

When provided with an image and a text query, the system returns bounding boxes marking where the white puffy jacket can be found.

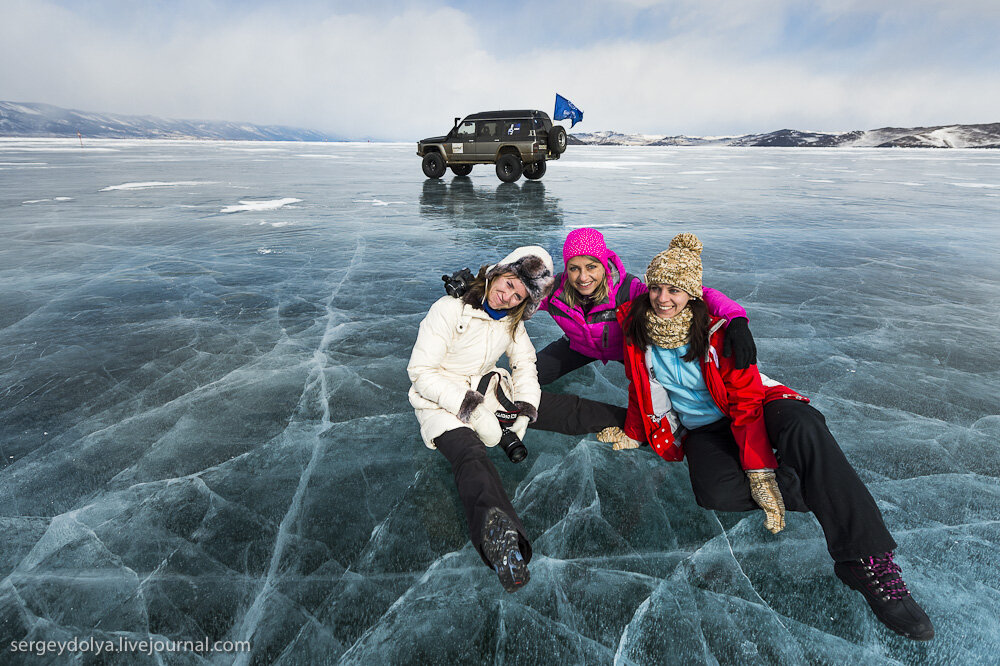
[407,295,540,448]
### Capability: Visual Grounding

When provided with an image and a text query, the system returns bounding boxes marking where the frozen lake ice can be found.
[0,138,998,664]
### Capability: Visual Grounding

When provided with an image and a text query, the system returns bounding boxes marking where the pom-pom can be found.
[668,232,703,256]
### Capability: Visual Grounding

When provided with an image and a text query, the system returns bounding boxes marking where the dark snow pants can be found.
[536,336,613,386]
[435,427,532,567]
[683,399,897,562]
[434,389,625,568]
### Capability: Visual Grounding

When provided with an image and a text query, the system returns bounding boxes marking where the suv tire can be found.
[523,160,546,180]
[496,154,522,183]
[548,126,567,154]
[422,152,446,179]
[450,164,473,176]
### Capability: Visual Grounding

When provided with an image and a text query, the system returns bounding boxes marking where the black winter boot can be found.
[481,508,529,593]
[834,552,934,640]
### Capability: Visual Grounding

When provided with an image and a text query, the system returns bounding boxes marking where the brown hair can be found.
[461,266,529,336]
[622,293,710,362]
[561,255,609,308]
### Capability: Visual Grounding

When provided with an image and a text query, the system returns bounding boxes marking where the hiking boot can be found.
[835,552,934,640]
[481,508,529,593]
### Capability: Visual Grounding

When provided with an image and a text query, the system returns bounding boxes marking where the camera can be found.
[494,408,527,463]
[442,267,475,298]
[498,428,528,463]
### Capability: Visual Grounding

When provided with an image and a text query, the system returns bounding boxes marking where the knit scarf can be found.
[644,305,693,349]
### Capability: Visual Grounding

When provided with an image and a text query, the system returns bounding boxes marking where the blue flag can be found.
[553,94,583,128]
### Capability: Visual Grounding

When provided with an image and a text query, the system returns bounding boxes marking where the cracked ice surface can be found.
[1,140,998,665]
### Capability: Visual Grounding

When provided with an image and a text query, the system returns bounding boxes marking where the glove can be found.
[597,426,641,451]
[746,469,785,533]
[510,415,530,441]
[468,404,503,447]
[723,317,757,369]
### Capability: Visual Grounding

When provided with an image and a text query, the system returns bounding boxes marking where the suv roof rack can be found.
[463,110,551,121]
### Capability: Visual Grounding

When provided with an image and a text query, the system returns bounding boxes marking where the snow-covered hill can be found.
[0,102,343,141]
[572,124,1000,148]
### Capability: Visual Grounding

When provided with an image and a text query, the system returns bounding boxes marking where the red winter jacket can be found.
[617,300,808,469]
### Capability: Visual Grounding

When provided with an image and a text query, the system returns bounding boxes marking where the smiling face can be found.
[566,255,606,298]
[486,272,528,310]
[648,284,691,319]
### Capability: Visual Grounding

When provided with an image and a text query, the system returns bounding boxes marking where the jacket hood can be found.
[485,245,556,320]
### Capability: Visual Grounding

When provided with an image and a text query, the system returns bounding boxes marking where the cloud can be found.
[1,0,998,139]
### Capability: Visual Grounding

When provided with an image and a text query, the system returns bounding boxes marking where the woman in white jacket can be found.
[407,246,557,593]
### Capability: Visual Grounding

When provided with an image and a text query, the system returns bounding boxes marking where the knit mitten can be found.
[746,469,785,533]
[597,426,641,451]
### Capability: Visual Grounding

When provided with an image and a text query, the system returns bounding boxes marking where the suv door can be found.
[449,121,476,162]
[474,120,500,160]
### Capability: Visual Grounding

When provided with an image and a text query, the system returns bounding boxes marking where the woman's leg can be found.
[764,399,896,561]
[434,427,532,566]
[535,337,596,385]
[764,400,932,640]
[683,420,759,511]
[683,419,808,512]
[531,391,627,435]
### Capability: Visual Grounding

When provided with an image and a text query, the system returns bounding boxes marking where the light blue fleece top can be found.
[649,343,725,429]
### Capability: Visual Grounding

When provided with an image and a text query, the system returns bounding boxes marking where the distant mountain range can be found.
[3,101,997,148]
[568,124,1000,148]
[0,101,344,141]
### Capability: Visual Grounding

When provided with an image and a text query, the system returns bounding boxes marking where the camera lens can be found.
[498,428,528,463]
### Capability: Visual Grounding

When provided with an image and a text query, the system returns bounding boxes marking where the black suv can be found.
[417,110,567,183]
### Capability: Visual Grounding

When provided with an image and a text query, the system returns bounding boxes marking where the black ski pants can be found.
[536,336,613,386]
[434,389,625,568]
[684,399,896,561]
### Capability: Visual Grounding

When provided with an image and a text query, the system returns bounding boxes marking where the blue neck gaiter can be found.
[482,301,508,320]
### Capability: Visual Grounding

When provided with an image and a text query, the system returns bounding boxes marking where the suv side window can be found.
[502,120,528,139]
[476,121,498,139]
[456,121,475,138]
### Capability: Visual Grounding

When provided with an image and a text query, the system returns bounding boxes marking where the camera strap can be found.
[475,372,520,427]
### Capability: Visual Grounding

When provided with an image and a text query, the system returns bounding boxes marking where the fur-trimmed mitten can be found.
[459,390,502,446]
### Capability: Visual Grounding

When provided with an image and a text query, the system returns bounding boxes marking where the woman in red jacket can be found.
[599,232,934,641]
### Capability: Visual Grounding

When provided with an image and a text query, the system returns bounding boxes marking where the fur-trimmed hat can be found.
[644,233,704,298]
[486,245,555,319]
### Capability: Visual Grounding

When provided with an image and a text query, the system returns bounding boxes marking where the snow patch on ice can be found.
[22,197,73,204]
[353,198,406,206]
[807,179,835,183]
[678,170,729,175]
[259,221,295,227]
[297,154,345,159]
[221,197,302,213]
[101,181,212,191]
[950,182,999,189]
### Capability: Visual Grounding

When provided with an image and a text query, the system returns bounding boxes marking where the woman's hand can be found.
[597,427,641,451]
[468,405,503,446]
[723,317,757,369]
[746,469,785,533]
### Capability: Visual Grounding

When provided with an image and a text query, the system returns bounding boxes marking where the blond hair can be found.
[561,255,609,308]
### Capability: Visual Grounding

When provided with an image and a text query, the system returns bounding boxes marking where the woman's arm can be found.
[406,297,469,415]
[703,286,747,322]
[717,349,777,470]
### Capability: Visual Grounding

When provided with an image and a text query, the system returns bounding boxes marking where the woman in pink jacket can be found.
[536,227,757,385]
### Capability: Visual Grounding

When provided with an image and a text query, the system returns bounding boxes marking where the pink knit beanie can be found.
[562,228,612,275]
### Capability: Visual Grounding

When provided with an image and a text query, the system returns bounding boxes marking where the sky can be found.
[2,0,999,140]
